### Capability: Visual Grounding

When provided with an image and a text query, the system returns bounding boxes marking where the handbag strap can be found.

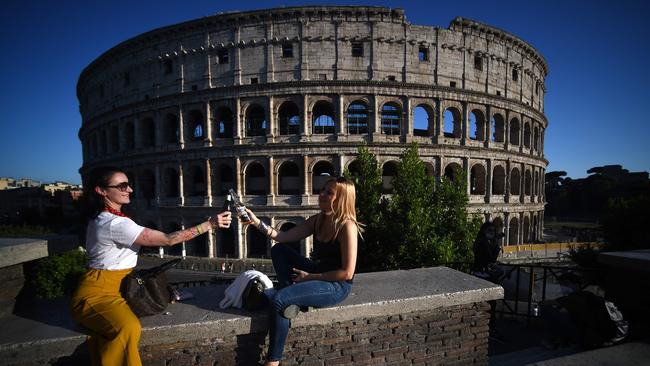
[138,258,182,278]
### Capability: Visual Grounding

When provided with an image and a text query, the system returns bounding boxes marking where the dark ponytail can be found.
[81,166,124,220]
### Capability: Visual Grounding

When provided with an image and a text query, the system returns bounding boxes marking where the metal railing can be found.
[444,262,602,321]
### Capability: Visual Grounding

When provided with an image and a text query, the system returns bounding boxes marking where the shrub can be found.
[31,247,87,299]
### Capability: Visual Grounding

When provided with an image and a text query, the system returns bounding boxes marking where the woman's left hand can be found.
[291,268,310,282]
[212,211,232,229]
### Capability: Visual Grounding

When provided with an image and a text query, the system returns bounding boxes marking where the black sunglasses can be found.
[105,182,132,192]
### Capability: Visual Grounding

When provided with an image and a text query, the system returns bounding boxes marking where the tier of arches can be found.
[137,209,544,260]
[121,155,545,209]
[83,96,546,161]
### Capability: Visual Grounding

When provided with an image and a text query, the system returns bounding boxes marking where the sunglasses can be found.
[105,182,132,192]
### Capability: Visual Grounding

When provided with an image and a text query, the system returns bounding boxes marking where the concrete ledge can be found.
[0,236,79,268]
[599,249,650,272]
[0,266,502,365]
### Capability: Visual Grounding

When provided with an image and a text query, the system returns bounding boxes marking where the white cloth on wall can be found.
[219,270,273,309]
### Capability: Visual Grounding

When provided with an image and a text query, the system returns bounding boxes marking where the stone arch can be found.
[279,222,301,253]
[278,160,301,195]
[346,159,361,176]
[244,162,267,195]
[140,117,155,147]
[524,170,532,196]
[509,117,520,146]
[443,107,462,138]
[247,224,268,258]
[413,103,435,137]
[381,161,399,194]
[533,125,540,151]
[510,168,521,195]
[216,163,234,195]
[470,164,486,195]
[380,102,402,136]
[312,100,336,134]
[492,113,505,142]
[533,171,539,197]
[469,109,486,141]
[523,122,531,148]
[163,167,179,197]
[186,164,206,197]
[444,162,462,182]
[163,113,178,143]
[187,109,205,140]
[347,100,369,135]
[492,165,506,195]
[424,161,435,177]
[139,169,155,200]
[245,104,267,136]
[278,101,301,135]
[508,216,519,245]
[124,121,135,150]
[214,106,234,139]
[312,160,335,194]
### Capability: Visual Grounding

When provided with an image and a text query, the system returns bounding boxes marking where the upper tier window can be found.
[352,42,363,57]
[217,49,229,64]
[282,43,293,58]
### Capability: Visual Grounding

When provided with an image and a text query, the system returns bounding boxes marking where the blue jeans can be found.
[267,244,352,361]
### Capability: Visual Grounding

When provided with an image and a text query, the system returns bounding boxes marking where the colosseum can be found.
[77,6,548,260]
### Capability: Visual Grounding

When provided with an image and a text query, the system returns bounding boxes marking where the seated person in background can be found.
[472,221,504,282]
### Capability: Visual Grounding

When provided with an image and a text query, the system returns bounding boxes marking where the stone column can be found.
[267,155,275,205]
[371,96,380,138]
[505,160,511,203]
[302,154,310,204]
[404,97,412,139]
[504,109,510,149]
[486,159,492,203]
[157,216,164,258]
[205,102,212,147]
[463,157,470,196]
[337,94,345,138]
[266,22,275,83]
[267,96,275,142]
[205,159,213,206]
[337,154,345,176]
[461,102,468,145]
[301,95,310,139]
[299,21,309,81]
[178,162,185,206]
[233,27,242,85]
[503,211,510,246]
[333,20,341,80]
[178,105,185,148]
[369,21,378,81]
[485,105,492,148]
[207,226,215,258]
[235,157,243,196]
[234,98,242,144]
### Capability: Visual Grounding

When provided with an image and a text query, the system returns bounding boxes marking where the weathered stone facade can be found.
[77,6,548,259]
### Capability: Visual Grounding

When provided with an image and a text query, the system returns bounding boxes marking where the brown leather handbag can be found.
[120,258,181,317]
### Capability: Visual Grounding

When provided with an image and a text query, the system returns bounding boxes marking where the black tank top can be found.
[311,215,353,283]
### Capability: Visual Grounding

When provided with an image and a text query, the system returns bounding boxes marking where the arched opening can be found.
[280,222,301,253]
[215,225,235,258]
[470,164,486,195]
[187,165,206,197]
[444,162,462,182]
[347,160,360,176]
[246,105,267,136]
[492,113,505,142]
[424,162,435,178]
[443,107,462,138]
[245,163,267,195]
[523,216,531,243]
[163,113,179,143]
[312,161,335,194]
[533,125,540,151]
[215,107,233,138]
[278,101,300,136]
[381,161,398,194]
[141,118,155,147]
[524,170,532,196]
[124,121,135,150]
[510,118,520,146]
[278,161,301,195]
[493,217,505,246]
[139,169,155,200]
[508,217,519,245]
[163,168,179,197]
[110,125,120,152]
[312,101,335,134]
[470,110,485,141]
[413,105,433,137]
[492,166,506,195]
[247,224,267,258]
[381,102,401,135]
[217,164,234,195]
[188,110,204,140]
[523,123,531,148]
[533,171,539,197]
[510,168,521,195]
[347,101,368,135]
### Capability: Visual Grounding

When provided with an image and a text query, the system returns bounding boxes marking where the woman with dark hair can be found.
[243,176,363,366]
[71,166,231,366]
[472,221,504,277]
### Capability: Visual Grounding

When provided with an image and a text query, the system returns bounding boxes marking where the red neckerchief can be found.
[104,205,128,217]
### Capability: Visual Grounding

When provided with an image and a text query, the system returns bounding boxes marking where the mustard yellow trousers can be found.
[71,268,142,366]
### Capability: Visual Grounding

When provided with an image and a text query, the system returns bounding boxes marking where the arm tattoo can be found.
[165,227,199,245]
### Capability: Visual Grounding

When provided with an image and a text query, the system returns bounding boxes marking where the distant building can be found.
[0,177,41,190]
[0,180,82,226]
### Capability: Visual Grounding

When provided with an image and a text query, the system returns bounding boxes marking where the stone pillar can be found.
[505,160,511,203]
[302,154,310,204]
[205,102,212,147]
[267,96,275,142]
[178,162,185,206]
[463,157,470,196]
[267,155,275,205]
[337,94,345,137]
[234,98,242,144]
[404,97,412,139]
[333,20,341,80]
[301,95,310,139]
[371,96,380,138]
[337,154,345,176]
[205,159,212,206]
[266,22,275,83]
[299,21,309,80]
[461,102,468,145]
[369,21,378,81]
[178,105,185,148]
[504,109,510,149]
[486,159,492,203]
[233,27,242,85]
[503,211,510,246]
[207,226,215,258]
[485,105,492,148]
[235,157,243,196]
[433,98,443,144]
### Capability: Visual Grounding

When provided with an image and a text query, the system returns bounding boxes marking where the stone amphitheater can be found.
[77,6,548,259]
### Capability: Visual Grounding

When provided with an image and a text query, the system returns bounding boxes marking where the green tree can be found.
[344,145,386,271]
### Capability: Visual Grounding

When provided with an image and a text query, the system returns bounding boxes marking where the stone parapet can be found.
[0,266,502,365]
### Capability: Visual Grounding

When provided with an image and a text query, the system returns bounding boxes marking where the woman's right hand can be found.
[243,208,260,227]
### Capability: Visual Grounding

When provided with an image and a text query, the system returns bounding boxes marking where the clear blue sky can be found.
[1,0,649,184]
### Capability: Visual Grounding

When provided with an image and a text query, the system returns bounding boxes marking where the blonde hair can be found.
[324,177,364,238]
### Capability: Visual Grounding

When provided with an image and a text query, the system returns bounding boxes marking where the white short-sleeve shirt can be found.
[86,211,145,270]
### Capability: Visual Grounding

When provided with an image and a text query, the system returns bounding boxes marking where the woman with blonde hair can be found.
[243,176,362,365]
